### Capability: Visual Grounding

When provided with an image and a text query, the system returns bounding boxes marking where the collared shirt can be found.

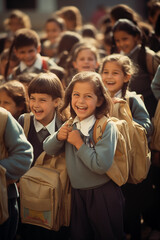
[73,115,96,136]
[33,112,56,135]
[114,89,122,98]
[20,53,42,73]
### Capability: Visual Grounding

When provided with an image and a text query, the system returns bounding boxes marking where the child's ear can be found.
[53,97,60,107]
[124,74,131,83]
[96,98,104,107]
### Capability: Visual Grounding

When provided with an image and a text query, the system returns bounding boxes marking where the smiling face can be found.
[45,21,62,43]
[114,30,139,54]
[73,49,98,72]
[15,45,40,67]
[71,81,101,121]
[29,93,59,126]
[0,90,22,118]
[101,61,130,97]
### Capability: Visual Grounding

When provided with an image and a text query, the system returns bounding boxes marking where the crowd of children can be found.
[0,1,160,239]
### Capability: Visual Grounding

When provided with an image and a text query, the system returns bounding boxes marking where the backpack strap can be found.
[42,58,49,70]
[93,116,108,144]
[23,113,32,138]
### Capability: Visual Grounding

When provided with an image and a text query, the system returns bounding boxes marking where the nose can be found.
[78,96,85,103]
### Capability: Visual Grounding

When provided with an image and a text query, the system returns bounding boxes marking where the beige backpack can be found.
[112,99,151,184]
[20,113,71,230]
[150,100,160,151]
[93,116,130,186]
[0,107,9,225]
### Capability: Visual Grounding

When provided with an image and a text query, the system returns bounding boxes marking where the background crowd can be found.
[0,1,160,239]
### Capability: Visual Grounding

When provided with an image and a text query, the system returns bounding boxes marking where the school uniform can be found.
[18,113,69,240]
[44,115,126,240]
[115,90,153,240]
[11,53,57,78]
[0,109,33,240]
[127,45,158,118]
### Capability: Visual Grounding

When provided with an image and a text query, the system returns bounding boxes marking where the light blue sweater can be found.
[43,120,118,189]
[0,109,33,198]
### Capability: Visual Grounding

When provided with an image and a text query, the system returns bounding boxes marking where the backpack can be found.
[112,98,151,184]
[150,100,160,151]
[93,116,130,186]
[19,113,71,230]
[0,107,9,224]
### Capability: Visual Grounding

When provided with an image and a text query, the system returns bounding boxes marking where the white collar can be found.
[33,112,56,135]
[20,53,42,72]
[114,89,122,98]
[73,115,96,136]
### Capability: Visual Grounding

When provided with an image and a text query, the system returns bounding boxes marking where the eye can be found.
[72,93,79,97]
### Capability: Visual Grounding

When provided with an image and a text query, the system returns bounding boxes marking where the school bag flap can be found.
[93,116,129,186]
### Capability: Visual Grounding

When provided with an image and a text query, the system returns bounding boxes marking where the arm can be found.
[151,65,160,100]
[0,112,33,181]
[129,95,153,137]
[69,121,118,174]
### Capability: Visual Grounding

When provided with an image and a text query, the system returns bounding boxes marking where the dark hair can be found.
[112,19,148,73]
[14,28,40,50]
[56,31,82,68]
[0,80,29,118]
[45,15,66,31]
[99,54,136,98]
[28,72,69,121]
[4,28,40,79]
[112,18,141,37]
[110,4,141,25]
[60,71,113,119]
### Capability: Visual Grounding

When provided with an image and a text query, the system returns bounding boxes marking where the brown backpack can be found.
[93,116,130,186]
[20,113,71,230]
[112,99,151,184]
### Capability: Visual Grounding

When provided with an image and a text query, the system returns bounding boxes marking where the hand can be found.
[57,123,72,141]
[67,130,83,150]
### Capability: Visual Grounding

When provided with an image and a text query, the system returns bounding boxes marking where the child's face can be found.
[45,22,62,43]
[73,49,98,72]
[29,93,59,126]
[15,45,40,67]
[101,61,130,97]
[71,81,101,121]
[114,30,139,54]
[0,90,22,118]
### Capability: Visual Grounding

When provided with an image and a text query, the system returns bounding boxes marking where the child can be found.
[40,15,66,58]
[112,18,159,118]
[0,48,19,82]
[18,72,69,240]
[0,9,31,54]
[44,71,126,240]
[64,43,100,87]
[6,28,57,79]
[99,53,153,240]
[0,107,33,240]
[0,80,29,120]
[56,6,82,32]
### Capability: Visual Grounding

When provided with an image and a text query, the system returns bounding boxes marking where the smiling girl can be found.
[99,53,153,240]
[112,18,159,118]
[44,71,126,240]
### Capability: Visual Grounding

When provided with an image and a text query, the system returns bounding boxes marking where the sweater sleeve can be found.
[151,65,160,100]
[0,112,33,180]
[129,95,153,137]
